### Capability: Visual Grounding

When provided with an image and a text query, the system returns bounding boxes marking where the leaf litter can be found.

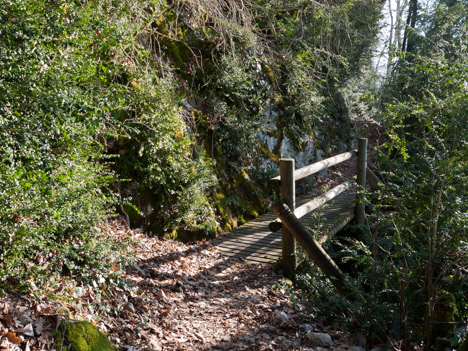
[0,219,357,350]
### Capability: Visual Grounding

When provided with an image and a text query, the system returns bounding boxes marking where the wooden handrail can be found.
[268,150,357,188]
[280,158,296,279]
[269,178,356,232]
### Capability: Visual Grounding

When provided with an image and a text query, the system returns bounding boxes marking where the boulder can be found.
[53,321,118,351]
[306,332,335,347]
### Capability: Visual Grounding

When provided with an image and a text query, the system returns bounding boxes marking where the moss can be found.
[129,80,139,90]
[211,189,235,231]
[52,329,66,351]
[262,63,276,84]
[122,202,144,227]
[174,127,185,142]
[221,222,233,232]
[232,169,249,188]
[258,141,279,162]
[284,128,303,152]
[154,13,191,73]
[246,206,259,218]
[54,321,118,351]
[273,94,283,104]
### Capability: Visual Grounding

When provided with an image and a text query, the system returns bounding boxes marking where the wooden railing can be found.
[268,138,368,282]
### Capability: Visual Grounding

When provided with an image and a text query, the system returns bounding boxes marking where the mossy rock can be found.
[53,321,119,351]
[258,140,279,162]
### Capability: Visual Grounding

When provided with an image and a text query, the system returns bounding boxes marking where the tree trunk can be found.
[402,0,418,53]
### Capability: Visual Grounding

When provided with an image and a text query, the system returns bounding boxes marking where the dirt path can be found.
[0,119,383,351]
[1,219,365,351]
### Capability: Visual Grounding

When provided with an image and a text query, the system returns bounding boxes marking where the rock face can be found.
[280,136,319,169]
[53,321,118,351]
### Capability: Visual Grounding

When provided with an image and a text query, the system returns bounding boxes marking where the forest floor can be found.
[0,119,383,351]
[0,221,363,351]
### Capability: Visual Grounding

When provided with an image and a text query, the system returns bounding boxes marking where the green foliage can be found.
[373,55,467,347]
[115,76,218,236]
[205,54,268,171]
[184,0,383,180]
[294,1,467,347]
[460,334,468,351]
[0,0,123,284]
[0,0,217,284]
[357,5,467,345]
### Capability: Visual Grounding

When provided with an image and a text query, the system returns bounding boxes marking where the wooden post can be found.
[272,202,350,296]
[355,138,368,225]
[280,158,296,279]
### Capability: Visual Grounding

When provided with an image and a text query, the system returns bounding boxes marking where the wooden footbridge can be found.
[214,138,380,286]
[214,192,356,264]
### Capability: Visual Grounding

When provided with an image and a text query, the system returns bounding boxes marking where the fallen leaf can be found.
[7,332,22,344]
[0,314,13,325]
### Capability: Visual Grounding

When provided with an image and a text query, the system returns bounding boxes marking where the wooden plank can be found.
[295,179,355,217]
[217,245,282,255]
[217,251,282,261]
[218,237,281,247]
[217,240,281,251]
[217,235,281,246]
[219,253,276,264]
[218,241,280,262]
[269,150,357,187]
[317,212,354,245]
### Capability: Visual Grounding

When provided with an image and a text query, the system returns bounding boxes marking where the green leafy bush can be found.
[0,0,217,284]
[294,2,467,347]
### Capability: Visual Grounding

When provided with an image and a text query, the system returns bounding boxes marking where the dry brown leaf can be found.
[7,332,22,344]
[0,314,13,325]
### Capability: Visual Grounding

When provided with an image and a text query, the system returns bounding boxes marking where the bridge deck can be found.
[213,192,355,264]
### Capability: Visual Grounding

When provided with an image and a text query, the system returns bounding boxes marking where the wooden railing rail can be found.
[269,138,368,279]
[268,150,357,188]
[269,178,356,232]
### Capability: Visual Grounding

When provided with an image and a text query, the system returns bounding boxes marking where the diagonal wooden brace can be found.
[272,201,352,297]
